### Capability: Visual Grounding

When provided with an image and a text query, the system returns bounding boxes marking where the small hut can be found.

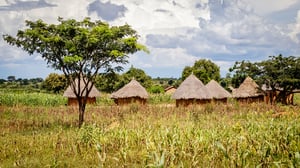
[164,86,176,95]
[206,80,231,103]
[172,74,212,107]
[63,78,100,106]
[232,76,264,103]
[111,79,149,105]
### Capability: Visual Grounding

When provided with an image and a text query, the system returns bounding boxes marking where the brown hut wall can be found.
[176,99,211,107]
[236,95,264,104]
[114,97,147,105]
[212,98,228,104]
[67,97,96,106]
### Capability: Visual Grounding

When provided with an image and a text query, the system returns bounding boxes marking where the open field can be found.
[0,92,300,167]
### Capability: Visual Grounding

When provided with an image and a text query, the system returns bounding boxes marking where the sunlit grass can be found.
[1,101,299,167]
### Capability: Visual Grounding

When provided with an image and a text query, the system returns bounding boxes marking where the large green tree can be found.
[229,60,261,88]
[181,59,220,84]
[229,55,300,105]
[3,17,147,127]
[259,55,300,104]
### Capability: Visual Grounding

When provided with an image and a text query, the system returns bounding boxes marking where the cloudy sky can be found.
[1,0,300,79]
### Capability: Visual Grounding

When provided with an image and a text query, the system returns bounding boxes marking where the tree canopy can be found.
[3,17,148,127]
[229,54,300,104]
[118,66,152,90]
[181,59,220,84]
[42,73,67,93]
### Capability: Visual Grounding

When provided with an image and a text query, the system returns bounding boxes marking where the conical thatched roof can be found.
[111,79,149,99]
[172,74,212,99]
[63,78,100,98]
[233,76,263,98]
[206,80,231,99]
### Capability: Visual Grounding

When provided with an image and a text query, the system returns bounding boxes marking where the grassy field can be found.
[0,92,300,167]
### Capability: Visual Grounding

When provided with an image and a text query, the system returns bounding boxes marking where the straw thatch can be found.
[233,77,263,98]
[172,74,212,106]
[233,76,264,103]
[206,80,231,99]
[63,78,100,105]
[172,74,212,99]
[111,79,148,105]
[111,79,148,99]
[63,78,100,98]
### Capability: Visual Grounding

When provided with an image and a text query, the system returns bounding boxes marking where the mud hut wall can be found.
[175,99,211,107]
[236,95,264,104]
[212,98,228,104]
[67,97,97,106]
[114,97,147,105]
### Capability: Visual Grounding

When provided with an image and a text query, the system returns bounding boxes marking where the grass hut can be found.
[63,78,100,106]
[111,79,149,105]
[233,76,264,103]
[164,86,176,95]
[206,80,231,103]
[172,74,212,107]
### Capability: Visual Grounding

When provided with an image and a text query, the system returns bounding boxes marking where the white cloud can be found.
[289,10,300,43]
[248,0,298,16]
[1,0,300,79]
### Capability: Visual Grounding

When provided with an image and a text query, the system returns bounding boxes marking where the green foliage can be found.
[182,59,221,84]
[148,85,165,94]
[42,73,67,93]
[3,17,147,127]
[229,60,260,88]
[0,90,66,106]
[118,66,152,90]
[95,72,121,93]
[229,54,300,104]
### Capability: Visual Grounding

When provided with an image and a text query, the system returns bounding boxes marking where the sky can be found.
[1,0,300,79]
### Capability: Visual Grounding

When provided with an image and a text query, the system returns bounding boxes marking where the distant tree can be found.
[95,70,121,93]
[168,79,174,86]
[42,73,67,93]
[259,55,300,104]
[220,73,232,91]
[229,54,300,105]
[229,60,260,88]
[21,78,29,85]
[148,85,165,94]
[7,76,16,82]
[181,59,220,84]
[118,66,152,90]
[0,79,6,84]
[3,17,147,127]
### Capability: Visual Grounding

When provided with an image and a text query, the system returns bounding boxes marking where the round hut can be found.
[111,79,149,105]
[172,74,212,107]
[63,78,100,106]
[232,76,264,103]
[206,80,232,103]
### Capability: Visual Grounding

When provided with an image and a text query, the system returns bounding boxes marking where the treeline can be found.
[2,55,300,104]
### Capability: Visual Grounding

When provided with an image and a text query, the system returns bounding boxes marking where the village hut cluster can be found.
[63,74,296,106]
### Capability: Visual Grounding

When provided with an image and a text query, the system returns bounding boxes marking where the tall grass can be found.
[0,90,66,106]
[0,102,299,167]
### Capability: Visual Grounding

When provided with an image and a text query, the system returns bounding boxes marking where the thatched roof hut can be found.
[164,86,176,95]
[63,78,100,106]
[172,74,212,106]
[111,79,149,105]
[232,76,264,103]
[206,80,231,103]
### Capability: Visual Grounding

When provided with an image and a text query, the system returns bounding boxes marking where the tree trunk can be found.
[78,99,86,128]
[277,91,288,105]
